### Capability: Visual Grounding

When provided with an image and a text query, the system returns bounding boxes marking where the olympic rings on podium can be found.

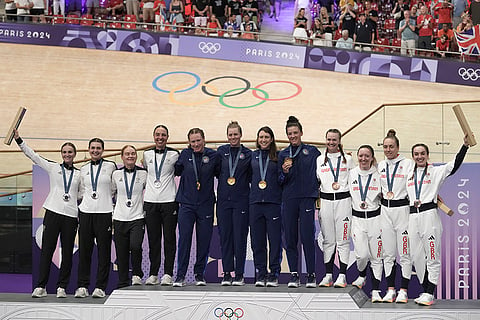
[152,71,302,108]
[213,307,244,319]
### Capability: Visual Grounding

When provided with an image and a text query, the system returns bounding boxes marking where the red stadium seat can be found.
[109,22,122,28]
[66,14,79,24]
[80,14,94,26]
[373,38,389,52]
[391,38,402,53]
[52,15,65,24]
[333,29,342,40]
[124,14,137,29]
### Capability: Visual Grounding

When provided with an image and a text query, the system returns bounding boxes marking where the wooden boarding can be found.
[453,104,477,147]
[3,107,27,146]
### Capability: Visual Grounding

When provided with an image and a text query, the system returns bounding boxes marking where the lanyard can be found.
[90,159,103,192]
[386,162,400,192]
[289,144,302,158]
[258,150,270,181]
[414,167,427,200]
[327,156,341,182]
[192,152,201,186]
[123,168,137,201]
[154,150,167,182]
[358,173,373,202]
[228,146,242,178]
[61,164,74,195]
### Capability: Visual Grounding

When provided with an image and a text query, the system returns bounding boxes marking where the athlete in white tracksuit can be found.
[378,130,414,303]
[316,129,354,288]
[406,137,469,306]
[349,145,383,302]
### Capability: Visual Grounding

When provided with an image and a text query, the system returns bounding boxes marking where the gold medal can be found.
[227,177,236,185]
[360,201,368,210]
[196,181,201,191]
[284,157,293,166]
[386,191,394,200]
[332,182,340,190]
[414,200,422,208]
[258,180,267,189]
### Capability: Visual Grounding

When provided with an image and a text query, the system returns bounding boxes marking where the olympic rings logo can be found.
[152,71,302,109]
[213,307,244,320]
[458,67,480,81]
[199,41,222,54]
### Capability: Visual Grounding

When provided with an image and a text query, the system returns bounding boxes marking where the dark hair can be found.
[88,138,104,149]
[357,144,377,167]
[61,142,77,154]
[256,126,278,161]
[383,129,399,147]
[153,124,169,136]
[411,143,429,156]
[227,121,243,135]
[285,116,303,134]
[324,129,347,164]
[188,127,205,140]
[121,144,137,155]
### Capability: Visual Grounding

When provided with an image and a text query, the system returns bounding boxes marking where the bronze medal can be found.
[360,201,368,210]
[284,157,292,166]
[196,181,201,191]
[227,177,236,185]
[332,182,340,190]
[258,180,267,189]
[386,191,394,200]
[414,200,422,208]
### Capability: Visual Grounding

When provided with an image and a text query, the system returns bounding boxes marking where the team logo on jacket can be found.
[302,149,309,155]
[239,153,245,159]
[203,156,210,163]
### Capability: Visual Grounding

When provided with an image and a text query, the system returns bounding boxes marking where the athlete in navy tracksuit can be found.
[216,121,252,286]
[279,116,321,288]
[249,126,282,287]
[173,128,219,287]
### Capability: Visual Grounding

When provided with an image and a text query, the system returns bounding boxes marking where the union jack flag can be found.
[455,25,480,55]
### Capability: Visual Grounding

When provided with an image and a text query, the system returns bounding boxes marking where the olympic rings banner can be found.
[0,22,479,87]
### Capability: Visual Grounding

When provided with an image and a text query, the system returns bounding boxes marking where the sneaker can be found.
[221,272,233,286]
[32,287,47,298]
[74,287,89,298]
[56,287,67,298]
[371,290,382,303]
[232,274,245,286]
[132,275,143,285]
[92,288,106,298]
[333,274,347,288]
[160,274,173,286]
[319,273,333,287]
[383,289,396,303]
[195,274,206,286]
[288,272,300,288]
[416,293,434,306]
[306,273,316,288]
[255,274,266,287]
[352,276,366,289]
[173,276,186,287]
[145,275,159,285]
[266,274,279,287]
[395,290,408,303]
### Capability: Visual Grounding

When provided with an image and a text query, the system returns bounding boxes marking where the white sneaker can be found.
[92,288,106,298]
[74,287,89,298]
[333,274,347,288]
[395,290,408,303]
[132,275,143,285]
[56,287,67,298]
[371,290,382,303]
[173,276,186,287]
[319,273,333,287]
[382,289,396,303]
[232,275,245,286]
[145,275,159,285]
[160,274,173,286]
[32,287,47,298]
[416,293,434,306]
[352,276,366,289]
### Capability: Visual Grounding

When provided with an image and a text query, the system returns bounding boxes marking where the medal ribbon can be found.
[90,159,103,193]
[358,173,373,203]
[228,146,242,178]
[289,144,302,158]
[258,150,270,182]
[61,164,74,195]
[123,168,137,201]
[154,149,168,182]
[192,152,201,188]
[386,162,400,193]
[414,167,427,201]
[327,156,341,183]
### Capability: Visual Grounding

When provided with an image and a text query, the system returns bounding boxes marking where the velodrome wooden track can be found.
[1,42,480,175]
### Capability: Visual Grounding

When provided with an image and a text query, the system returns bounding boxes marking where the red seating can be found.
[391,37,402,52]
[52,15,65,24]
[66,14,79,24]
[373,37,389,52]
[80,14,94,26]
[109,22,122,28]
[124,14,137,29]
[333,29,342,40]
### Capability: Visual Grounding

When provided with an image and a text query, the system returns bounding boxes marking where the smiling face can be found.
[121,146,137,169]
[383,137,399,160]
[89,141,104,161]
[257,130,273,150]
[357,147,373,170]
[412,145,429,167]
[154,126,169,150]
[189,132,205,153]
[326,131,340,153]
[227,127,242,147]
[287,125,303,146]
[61,145,76,166]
